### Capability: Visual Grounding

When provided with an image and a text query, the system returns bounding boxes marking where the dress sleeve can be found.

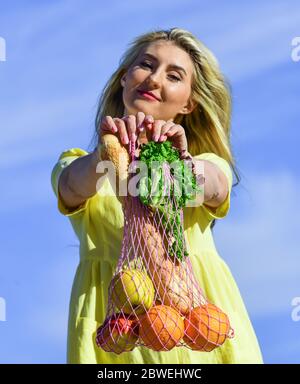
[194,152,233,220]
[50,148,90,217]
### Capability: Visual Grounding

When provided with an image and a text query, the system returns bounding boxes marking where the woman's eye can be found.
[169,74,181,82]
[140,61,152,68]
[140,61,180,81]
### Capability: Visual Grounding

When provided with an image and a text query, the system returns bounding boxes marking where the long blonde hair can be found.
[89,28,241,228]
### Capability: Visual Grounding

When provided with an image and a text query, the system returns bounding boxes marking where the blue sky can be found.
[0,0,300,363]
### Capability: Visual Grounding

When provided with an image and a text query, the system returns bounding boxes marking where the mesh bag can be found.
[96,137,234,354]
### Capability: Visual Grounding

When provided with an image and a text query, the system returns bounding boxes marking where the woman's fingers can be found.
[100,115,188,154]
[159,122,174,141]
[152,120,165,141]
[114,118,129,145]
[136,112,146,131]
[144,115,154,130]
[122,114,137,142]
[121,113,155,143]
[164,124,188,153]
[100,115,118,134]
[165,124,183,137]
[136,113,154,132]
[101,113,157,145]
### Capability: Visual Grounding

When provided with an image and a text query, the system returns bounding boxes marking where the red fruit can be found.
[96,313,139,354]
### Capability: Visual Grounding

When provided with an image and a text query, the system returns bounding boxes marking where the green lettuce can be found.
[138,141,201,261]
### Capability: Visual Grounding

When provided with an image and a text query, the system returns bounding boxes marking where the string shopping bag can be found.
[96,136,234,354]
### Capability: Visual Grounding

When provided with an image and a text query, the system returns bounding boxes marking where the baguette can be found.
[100,134,130,180]
[100,134,130,200]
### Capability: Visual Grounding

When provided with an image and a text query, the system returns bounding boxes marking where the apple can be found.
[96,313,139,354]
[110,269,155,315]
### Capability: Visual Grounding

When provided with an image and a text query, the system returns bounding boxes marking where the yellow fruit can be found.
[110,269,154,315]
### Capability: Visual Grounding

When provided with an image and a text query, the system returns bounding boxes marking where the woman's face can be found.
[121,40,196,121]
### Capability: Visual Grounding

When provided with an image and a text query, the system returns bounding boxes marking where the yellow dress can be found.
[51,148,264,364]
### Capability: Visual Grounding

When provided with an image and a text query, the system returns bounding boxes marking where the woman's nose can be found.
[146,71,162,88]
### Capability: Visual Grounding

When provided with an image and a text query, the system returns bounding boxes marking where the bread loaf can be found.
[100,134,130,201]
[100,134,130,181]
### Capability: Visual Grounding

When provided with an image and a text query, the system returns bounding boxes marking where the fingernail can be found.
[123,137,129,144]
[152,135,159,142]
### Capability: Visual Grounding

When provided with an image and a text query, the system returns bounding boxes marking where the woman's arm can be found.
[58,145,228,211]
[58,149,102,209]
[201,160,229,209]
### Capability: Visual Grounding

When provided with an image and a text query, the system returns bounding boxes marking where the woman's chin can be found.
[129,100,157,115]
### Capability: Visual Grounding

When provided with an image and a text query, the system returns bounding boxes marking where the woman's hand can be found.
[150,120,189,157]
[99,112,154,145]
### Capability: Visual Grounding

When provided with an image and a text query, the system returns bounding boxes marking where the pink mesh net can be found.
[96,137,234,354]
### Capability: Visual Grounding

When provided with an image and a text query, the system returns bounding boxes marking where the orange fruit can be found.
[183,303,232,352]
[139,305,184,351]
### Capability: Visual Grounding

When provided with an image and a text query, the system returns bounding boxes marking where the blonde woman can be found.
[51,28,263,364]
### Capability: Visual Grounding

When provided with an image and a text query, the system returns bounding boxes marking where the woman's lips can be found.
[136,90,160,101]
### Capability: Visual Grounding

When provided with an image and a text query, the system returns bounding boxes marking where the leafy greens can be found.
[138,141,202,261]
